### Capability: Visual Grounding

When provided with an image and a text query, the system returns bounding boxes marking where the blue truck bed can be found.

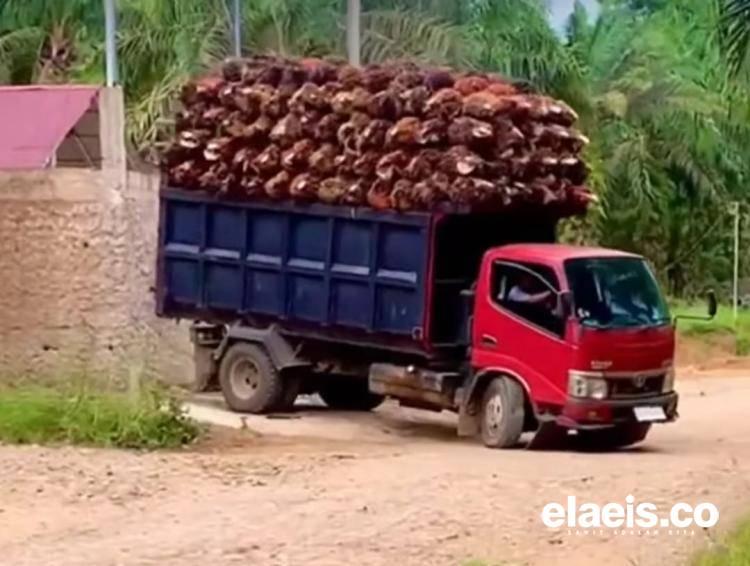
[157,188,436,354]
[157,188,557,357]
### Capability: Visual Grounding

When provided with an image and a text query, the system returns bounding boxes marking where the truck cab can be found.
[465,244,681,448]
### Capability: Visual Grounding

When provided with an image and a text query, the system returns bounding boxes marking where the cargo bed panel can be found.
[157,188,434,353]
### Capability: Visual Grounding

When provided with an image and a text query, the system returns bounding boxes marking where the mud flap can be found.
[526,422,569,450]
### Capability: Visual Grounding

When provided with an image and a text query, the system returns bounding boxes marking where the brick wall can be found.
[0,168,193,385]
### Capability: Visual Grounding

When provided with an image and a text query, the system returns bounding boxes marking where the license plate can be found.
[634,406,668,422]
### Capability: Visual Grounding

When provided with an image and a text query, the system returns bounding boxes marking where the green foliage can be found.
[563,0,750,297]
[0,380,201,449]
[736,334,750,355]
[360,9,464,65]
[241,0,338,56]
[465,0,584,96]
[118,0,234,149]
[719,0,750,77]
[693,517,750,566]
[672,300,750,355]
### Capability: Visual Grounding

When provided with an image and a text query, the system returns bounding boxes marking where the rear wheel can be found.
[479,377,525,449]
[318,377,384,411]
[219,343,282,413]
[575,423,652,451]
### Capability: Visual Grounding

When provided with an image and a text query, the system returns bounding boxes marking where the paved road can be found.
[1,375,750,566]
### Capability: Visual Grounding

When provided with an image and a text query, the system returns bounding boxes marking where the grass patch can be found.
[693,518,750,566]
[0,381,201,449]
[671,301,750,356]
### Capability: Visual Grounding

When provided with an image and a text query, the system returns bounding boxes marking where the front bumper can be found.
[555,392,679,430]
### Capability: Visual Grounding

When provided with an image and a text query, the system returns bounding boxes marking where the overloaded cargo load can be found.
[161,55,594,216]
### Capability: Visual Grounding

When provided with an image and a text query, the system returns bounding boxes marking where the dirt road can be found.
[2,375,750,566]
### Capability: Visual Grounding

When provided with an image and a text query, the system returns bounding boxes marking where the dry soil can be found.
[2,374,750,566]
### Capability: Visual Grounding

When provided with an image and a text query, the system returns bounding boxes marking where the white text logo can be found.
[541,495,719,532]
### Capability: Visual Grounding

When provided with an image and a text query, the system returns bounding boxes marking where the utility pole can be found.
[347,0,361,66]
[732,201,741,323]
[231,0,242,57]
[104,0,119,86]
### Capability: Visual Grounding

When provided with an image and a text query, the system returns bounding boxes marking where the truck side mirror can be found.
[675,289,718,324]
[707,290,717,319]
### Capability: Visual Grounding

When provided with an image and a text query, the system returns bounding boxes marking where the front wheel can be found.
[318,377,384,411]
[479,377,525,449]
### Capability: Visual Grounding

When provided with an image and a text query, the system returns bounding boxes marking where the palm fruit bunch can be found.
[161,55,594,216]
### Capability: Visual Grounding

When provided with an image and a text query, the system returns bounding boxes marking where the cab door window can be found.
[491,262,564,337]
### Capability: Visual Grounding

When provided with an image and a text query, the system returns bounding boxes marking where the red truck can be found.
[157,189,716,449]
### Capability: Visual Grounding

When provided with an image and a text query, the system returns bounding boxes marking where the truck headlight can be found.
[662,366,675,393]
[568,371,608,400]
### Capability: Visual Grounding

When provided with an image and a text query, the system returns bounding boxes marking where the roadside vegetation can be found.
[694,518,750,566]
[0,379,201,449]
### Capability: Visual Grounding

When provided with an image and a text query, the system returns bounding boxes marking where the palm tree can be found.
[117,0,233,149]
[465,0,583,92]
[568,0,750,294]
[128,0,466,149]
[718,0,750,76]
[0,0,104,84]
[241,0,464,65]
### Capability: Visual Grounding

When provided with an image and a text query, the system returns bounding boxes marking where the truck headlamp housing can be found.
[568,371,608,400]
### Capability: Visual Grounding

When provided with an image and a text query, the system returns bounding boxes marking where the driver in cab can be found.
[503,272,563,334]
[507,273,553,307]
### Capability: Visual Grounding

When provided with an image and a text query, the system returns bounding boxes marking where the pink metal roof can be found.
[0,85,100,169]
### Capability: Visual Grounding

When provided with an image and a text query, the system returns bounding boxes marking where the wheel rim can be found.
[484,393,504,434]
[229,358,261,400]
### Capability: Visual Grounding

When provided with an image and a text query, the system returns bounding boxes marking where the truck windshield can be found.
[565,257,670,328]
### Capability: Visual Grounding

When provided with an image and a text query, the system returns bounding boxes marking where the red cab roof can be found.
[490,244,642,265]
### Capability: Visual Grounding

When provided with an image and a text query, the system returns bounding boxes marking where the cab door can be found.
[471,260,573,407]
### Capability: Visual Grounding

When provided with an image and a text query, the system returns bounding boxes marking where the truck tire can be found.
[575,423,651,451]
[479,377,525,449]
[219,343,283,413]
[319,378,384,411]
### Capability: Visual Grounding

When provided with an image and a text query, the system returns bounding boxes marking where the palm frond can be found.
[126,68,185,151]
[360,9,464,65]
[242,0,339,57]
[0,27,44,83]
[718,0,750,75]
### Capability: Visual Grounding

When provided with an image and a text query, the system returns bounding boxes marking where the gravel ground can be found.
[2,374,750,566]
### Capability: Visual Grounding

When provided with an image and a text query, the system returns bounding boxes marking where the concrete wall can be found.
[0,168,192,384]
[0,88,192,385]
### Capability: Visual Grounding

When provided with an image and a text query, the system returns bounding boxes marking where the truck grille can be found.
[609,375,664,398]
